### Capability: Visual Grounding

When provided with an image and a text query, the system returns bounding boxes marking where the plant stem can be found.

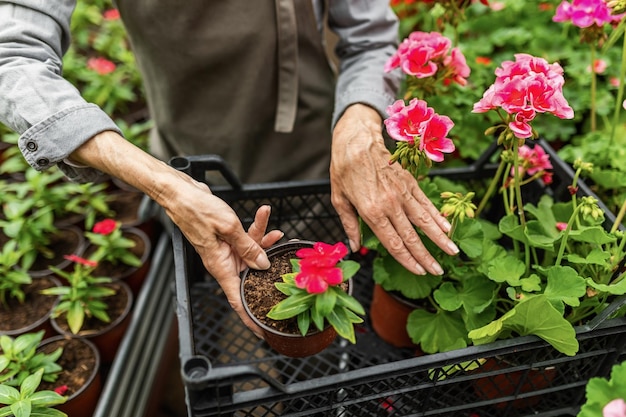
[512,140,526,226]
[590,44,597,132]
[476,156,505,217]
[556,206,581,266]
[609,31,626,152]
[611,198,626,233]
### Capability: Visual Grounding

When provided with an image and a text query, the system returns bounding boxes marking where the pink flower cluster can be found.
[513,144,554,185]
[384,31,470,86]
[384,98,455,162]
[553,0,622,28]
[294,242,348,294]
[473,54,574,139]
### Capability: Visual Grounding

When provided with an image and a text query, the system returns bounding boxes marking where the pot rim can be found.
[38,335,101,401]
[50,279,134,338]
[240,239,352,339]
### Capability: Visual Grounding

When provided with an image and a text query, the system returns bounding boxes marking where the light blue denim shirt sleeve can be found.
[0,1,121,182]
[327,1,401,127]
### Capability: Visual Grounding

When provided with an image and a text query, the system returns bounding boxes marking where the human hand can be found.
[330,104,459,276]
[165,179,283,338]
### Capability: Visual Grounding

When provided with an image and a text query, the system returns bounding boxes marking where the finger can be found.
[331,192,361,253]
[260,230,284,248]
[248,205,272,244]
[412,184,453,233]
[407,191,459,256]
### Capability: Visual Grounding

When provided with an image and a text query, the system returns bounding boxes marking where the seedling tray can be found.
[171,141,626,417]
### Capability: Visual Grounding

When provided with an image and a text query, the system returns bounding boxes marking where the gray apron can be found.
[115,0,335,184]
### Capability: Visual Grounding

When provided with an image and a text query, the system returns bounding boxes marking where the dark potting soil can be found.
[38,338,97,397]
[0,277,57,331]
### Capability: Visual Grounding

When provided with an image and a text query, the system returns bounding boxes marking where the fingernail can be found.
[448,241,460,254]
[255,253,270,269]
[415,263,427,275]
[442,219,452,232]
[349,239,358,253]
[431,262,444,276]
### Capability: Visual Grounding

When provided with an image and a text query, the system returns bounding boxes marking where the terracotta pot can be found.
[27,225,86,278]
[0,276,60,338]
[50,280,133,364]
[37,335,102,417]
[84,226,152,295]
[471,356,557,409]
[241,240,349,358]
[369,283,419,348]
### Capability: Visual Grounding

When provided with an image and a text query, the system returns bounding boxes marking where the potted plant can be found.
[41,255,133,363]
[241,240,364,357]
[367,48,626,361]
[36,335,102,417]
[0,331,63,388]
[83,218,151,294]
[0,241,60,337]
[0,368,67,417]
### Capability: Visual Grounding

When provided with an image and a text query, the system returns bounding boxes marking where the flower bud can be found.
[573,158,594,174]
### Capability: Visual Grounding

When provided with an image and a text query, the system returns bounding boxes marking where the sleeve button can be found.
[26,141,37,151]
[36,158,49,166]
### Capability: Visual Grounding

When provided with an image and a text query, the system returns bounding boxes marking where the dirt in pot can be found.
[244,249,297,334]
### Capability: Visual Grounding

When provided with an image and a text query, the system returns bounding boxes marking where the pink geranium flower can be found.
[384,98,455,162]
[507,144,553,186]
[553,0,621,28]
[473,54,574,139]
[384,31,470,87]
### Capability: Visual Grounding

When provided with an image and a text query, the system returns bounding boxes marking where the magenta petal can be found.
[325,268,344,286]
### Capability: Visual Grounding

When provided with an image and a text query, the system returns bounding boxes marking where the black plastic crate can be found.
[171,142,626,417]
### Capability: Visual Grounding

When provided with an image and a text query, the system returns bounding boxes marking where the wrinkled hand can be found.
[165,177,283,338]
[330,104,459,276]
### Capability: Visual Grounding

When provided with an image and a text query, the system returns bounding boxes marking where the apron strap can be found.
[274,0,299,133]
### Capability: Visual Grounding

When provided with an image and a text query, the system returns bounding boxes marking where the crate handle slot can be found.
[181,356,286,392]
[169,154,243,190]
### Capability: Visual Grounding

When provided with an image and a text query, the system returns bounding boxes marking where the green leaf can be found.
[407,309,468,354]
[486,255,526,286]
[568,226,617,245]
[315,290,336,317]
[565,249,610,266]
[334,289,365,316]
[543,266,587,308]
[11,400,31,417]
[20,368,43,397]
[310,304,324,331]
[338,260,360,281]
[266,293,315,320]
[373,256,441,299]
[326,308,356,343]
[587,277,626,296]
[469,295,579,356]
[67,301,85,334]
[296,312,311,336]
[0,385,19,405]
[499,214,528,244]
[453,219,484,258]
[29,391,66,407]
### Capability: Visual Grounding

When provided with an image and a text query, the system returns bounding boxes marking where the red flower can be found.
[294,242,348,294]
[296,242,348,268]
[64,254,98,268]
[103,8,120,20]
[87,57,116,75]
[93,219,118,235]
[54,385,69,395]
